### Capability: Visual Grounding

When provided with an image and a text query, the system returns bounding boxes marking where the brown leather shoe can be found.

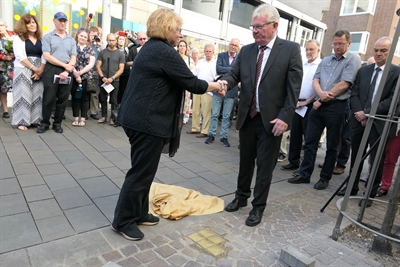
[186,130,200,134]
[196,133,208,138]
[333,165,345,175]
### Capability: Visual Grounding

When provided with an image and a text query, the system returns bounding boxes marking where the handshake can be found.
[215,80,228,97]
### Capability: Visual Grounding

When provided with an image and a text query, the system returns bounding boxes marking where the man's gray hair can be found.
[375,36,392,46]
[307,39,320,47]
[191,48,199,54]
[204,43,214,51]
[252,3,280,24]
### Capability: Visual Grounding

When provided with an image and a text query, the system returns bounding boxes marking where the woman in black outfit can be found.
[111,8,225,241]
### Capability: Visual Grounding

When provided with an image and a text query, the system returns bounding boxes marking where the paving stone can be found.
[22,184,53,202]
[53,187,93,210]
[35,215,75,242]
[43,173,79,191]
[120,244,138,257]
[237,259,254,267]
[315,253,335,265]
[155,244,176,258]
[136,240,154,251]
[0,177,21,195]
[135,250,158,263]
[0,192,29,216]
[170,240,185,250]
[17,173,45,187]
[117,257,141,267]
[64,204,110,233]
[27,231,112,266]
[167,254,189,266]
[31,153,61,165]
[93,194,119,222]
[28,198,63,220]
[0,249,30,267]
[196,253,214,264]
[101,167,126,179]
[37,163,68,176]
[64,161,105,180]
[0,212,42,253]
[78,176,120,198]
[183,261,202,267]
[102,251,123,262]
[216,258,233,267]
[102,261,122,267]
[148,258,169,267]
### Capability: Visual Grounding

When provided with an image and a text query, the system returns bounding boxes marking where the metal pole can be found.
[332,8,400,241]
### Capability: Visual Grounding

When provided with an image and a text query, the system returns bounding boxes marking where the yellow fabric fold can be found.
[149,182,225,220]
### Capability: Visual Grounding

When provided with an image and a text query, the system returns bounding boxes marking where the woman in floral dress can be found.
[71,28,95,127]
[0,18,14,118]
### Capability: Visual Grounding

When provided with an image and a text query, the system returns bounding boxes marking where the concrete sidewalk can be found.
[0,108,390,266]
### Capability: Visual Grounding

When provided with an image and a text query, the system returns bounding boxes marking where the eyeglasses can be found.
[138,38,147,41]
[176,28,182,33]
[107,39,117,42]
[249,21,275,31]
[229,43,239,47]
[331,42,348,47]
[204,51,214,54]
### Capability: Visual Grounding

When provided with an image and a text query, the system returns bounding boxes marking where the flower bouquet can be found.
[4,39,13,53]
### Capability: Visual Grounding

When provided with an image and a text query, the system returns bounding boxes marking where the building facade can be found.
[1,0,327,57]
[321,0,400,64]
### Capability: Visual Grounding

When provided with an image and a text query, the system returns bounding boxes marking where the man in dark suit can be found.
[338,37,400,207]
[205,38,240,147]
[221,3,303,226]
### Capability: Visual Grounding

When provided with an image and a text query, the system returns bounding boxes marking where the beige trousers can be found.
[191,93,212,134]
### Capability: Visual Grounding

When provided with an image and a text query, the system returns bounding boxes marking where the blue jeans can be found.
[208,94,234,139]
[299,100,347,181]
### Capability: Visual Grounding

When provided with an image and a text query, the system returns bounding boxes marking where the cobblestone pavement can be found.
[0,108,396,266]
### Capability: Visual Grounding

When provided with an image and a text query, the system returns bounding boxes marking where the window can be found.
[341,0,376,15]
[349,32,369,54]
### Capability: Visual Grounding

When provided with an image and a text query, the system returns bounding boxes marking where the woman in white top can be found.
[178,40,194,124]
[11,14,45,130]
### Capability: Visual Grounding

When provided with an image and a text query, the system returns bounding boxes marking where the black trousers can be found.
[349,118,387,198]
[99,81,119,117]
[41,64,72,126]
[117,74,129,105]
[288,103,313,166]
[236,114,281,211]
[112,127,166,233]
[71,78,90,118]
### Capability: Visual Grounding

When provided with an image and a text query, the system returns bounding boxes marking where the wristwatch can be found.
[100,75,105,79]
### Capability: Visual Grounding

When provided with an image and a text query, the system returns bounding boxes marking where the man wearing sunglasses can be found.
[127,32,148,63]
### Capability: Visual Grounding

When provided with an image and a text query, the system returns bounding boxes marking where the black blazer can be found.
[222,37,303,133]
[118,38,208,138]
[350,63,400,135]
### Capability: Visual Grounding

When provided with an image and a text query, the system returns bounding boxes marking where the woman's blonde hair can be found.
[147,8,183,40]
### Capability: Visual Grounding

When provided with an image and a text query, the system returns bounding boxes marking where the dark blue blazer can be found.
[216,52,238,99]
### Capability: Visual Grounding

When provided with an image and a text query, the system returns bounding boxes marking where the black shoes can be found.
[37,125,49,134]
[314,179,329,190]
[2,112,9,118]
[337,187,358,196]
[224,198,247,212]
[281,163,299,171]
[245,209,263,227]
[220,138,230,147]
[90,113,99,120]
[287,176,310,184]
[137,213,159,226]
[358,199,373,208]
[111,224,144,241]
[205,136,215,144]
[52,125,63,133]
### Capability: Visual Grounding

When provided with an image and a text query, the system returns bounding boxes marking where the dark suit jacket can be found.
[350,64,400,136]
[216,52,238,99]
[118,38,208,138]
[222,37,303,134]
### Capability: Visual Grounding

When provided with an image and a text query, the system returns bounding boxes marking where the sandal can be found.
[78,120,86,127]
[18,125,28,131]
[72,120,79,126]
[376,187,388,197]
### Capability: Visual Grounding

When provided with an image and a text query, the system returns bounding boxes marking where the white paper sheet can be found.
[101,83,114,93]
[295,105,307,118]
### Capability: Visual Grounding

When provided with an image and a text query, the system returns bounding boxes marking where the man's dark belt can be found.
[320,99,348,105]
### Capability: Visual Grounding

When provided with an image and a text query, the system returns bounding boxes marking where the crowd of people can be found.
[1,3,399,240]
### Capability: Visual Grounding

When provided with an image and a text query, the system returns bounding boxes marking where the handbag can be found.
[111,107,119,121]
[86,78,98,94]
